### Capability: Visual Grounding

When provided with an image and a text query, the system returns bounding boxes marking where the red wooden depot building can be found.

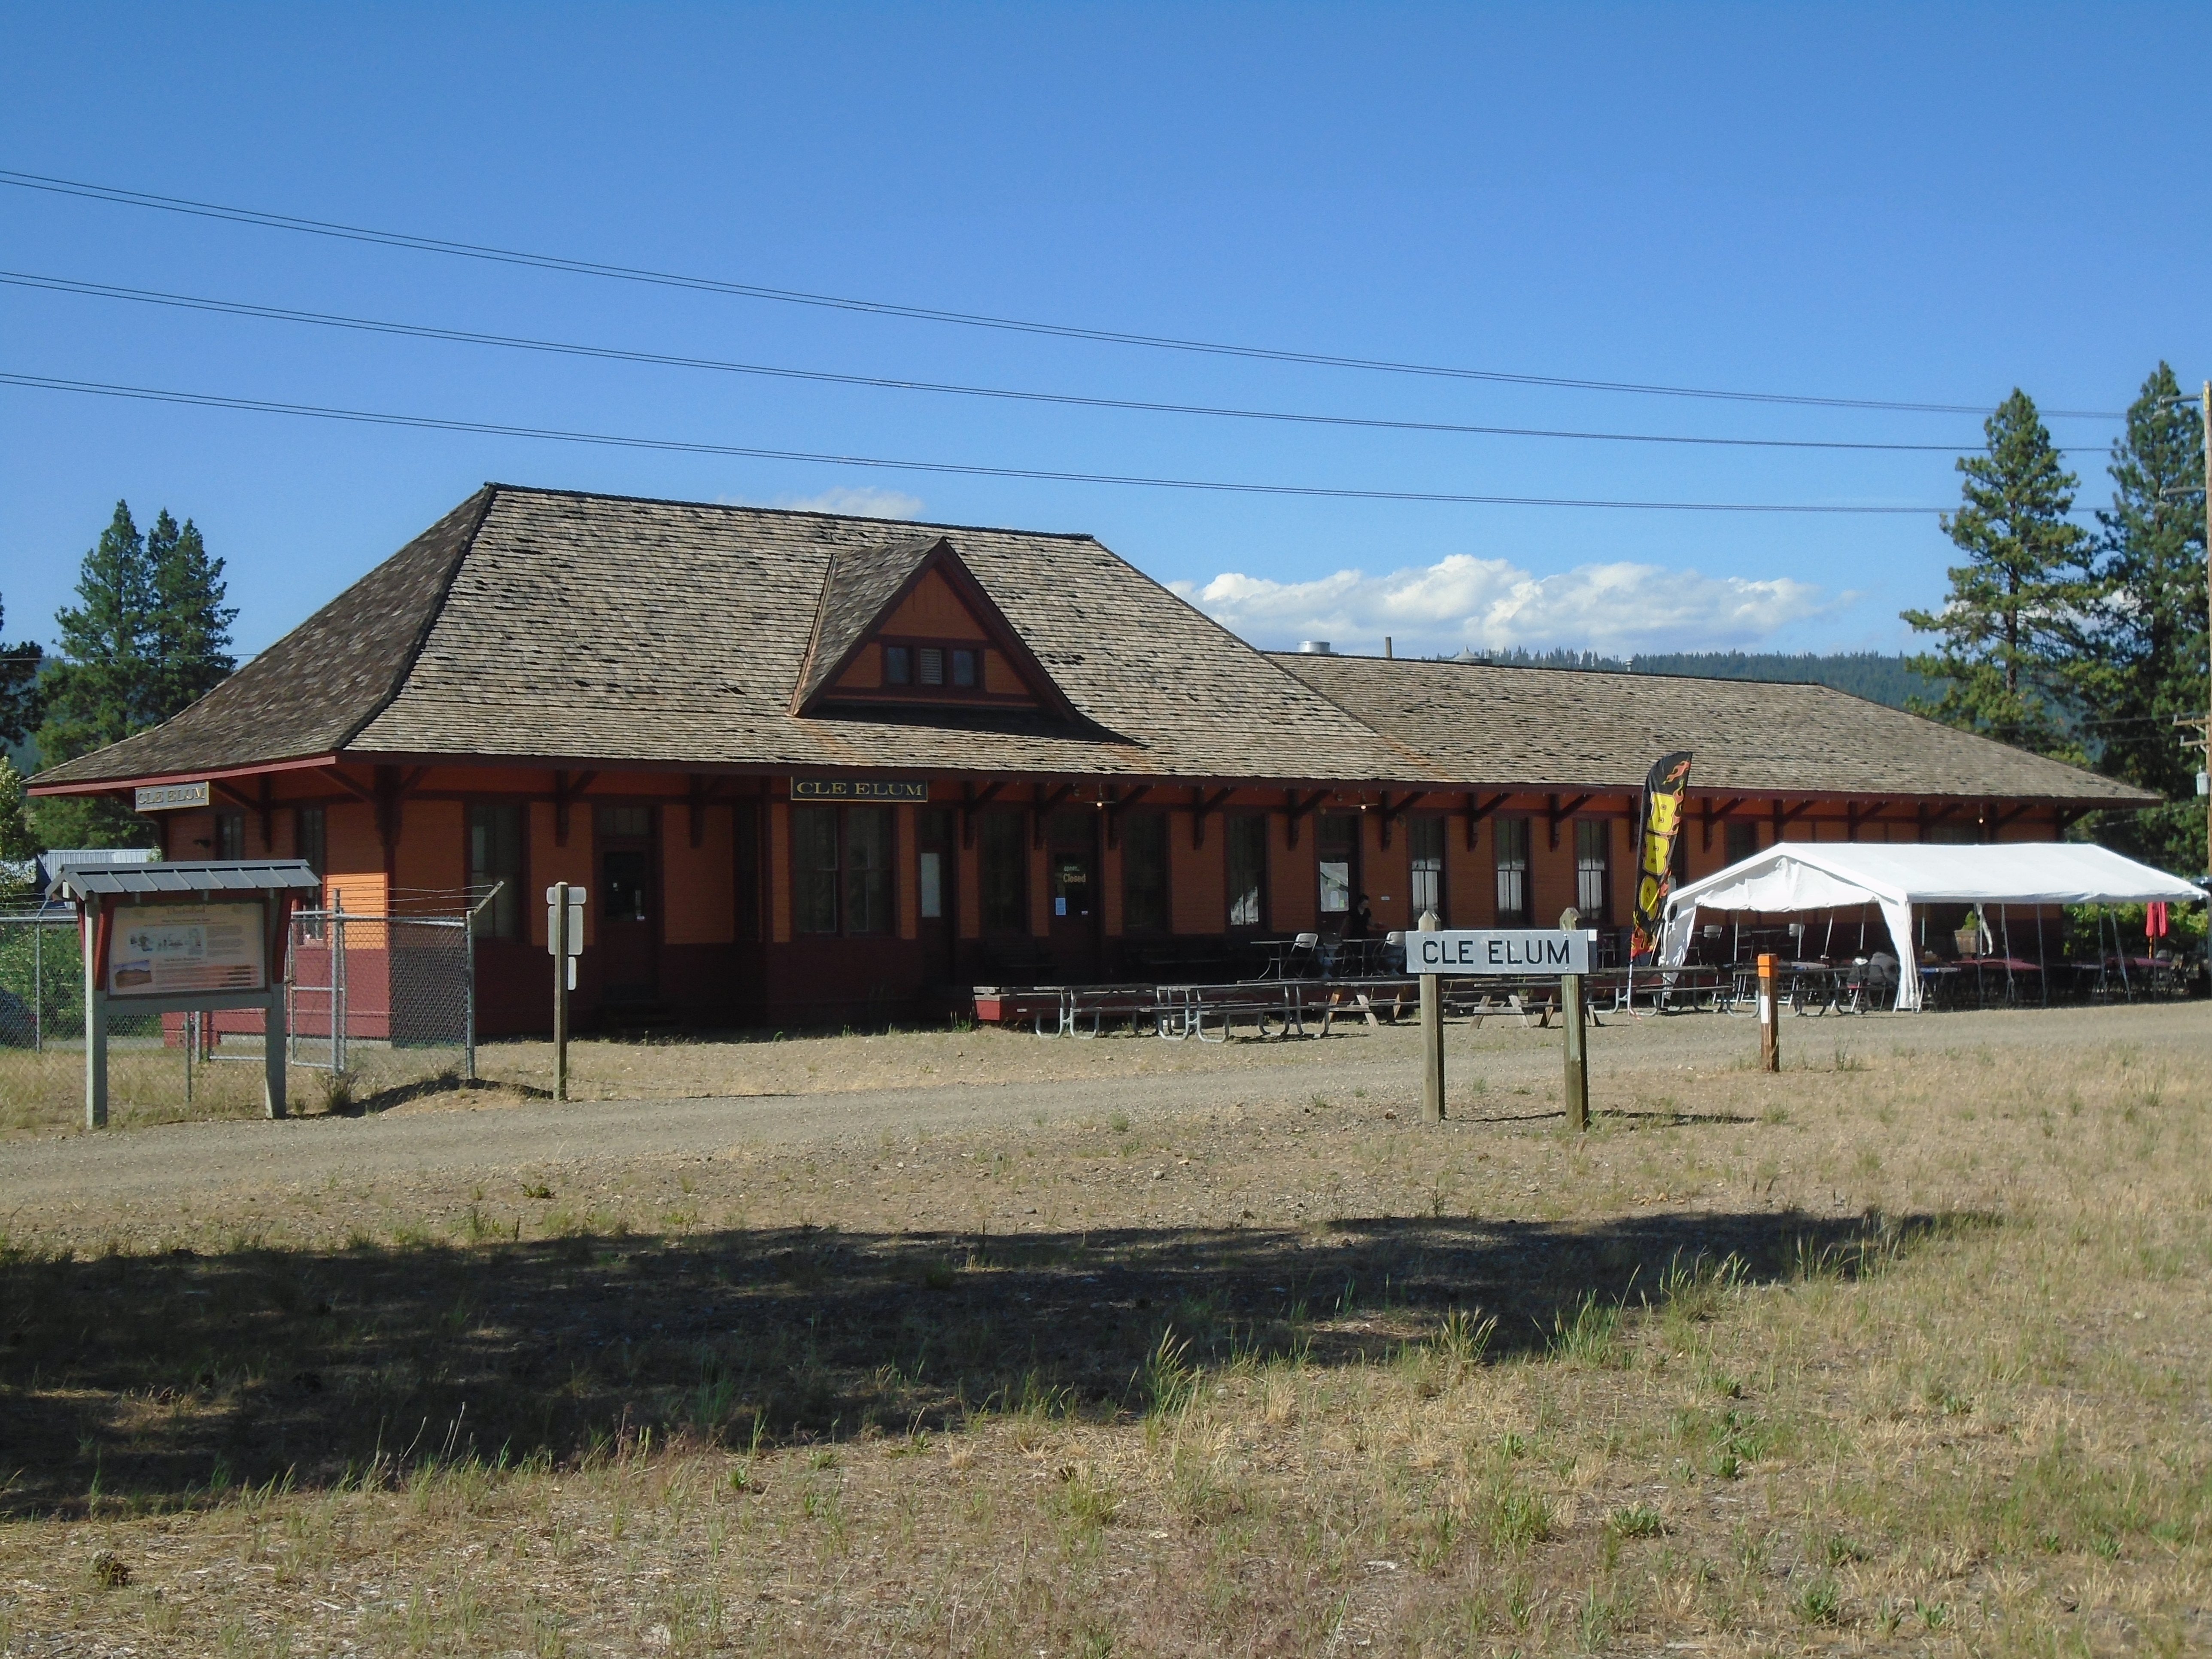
[32,485,2157,1033]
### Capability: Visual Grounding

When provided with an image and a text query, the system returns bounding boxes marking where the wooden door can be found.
[596,806,659,1003]
[1047,809,1099,982]
[917,808,957,991]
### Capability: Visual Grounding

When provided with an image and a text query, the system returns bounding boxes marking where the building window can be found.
[296,805,326,877]
[1226,814,1267,928]
[1495,816,1531,926]
[884,645,912,685]
[918,647,945,686]
[213,808,246,860]
[1409,816,1445,920]
[598,805,652,840]
[978,811,1027,933]
[1122,813,1170,933]
[951,648,978,687]
[469,802,523,938]
[792,805,893,936]
[1317,812,1358,916]
[1724,820,1758,865]
[1575,819,1612,923]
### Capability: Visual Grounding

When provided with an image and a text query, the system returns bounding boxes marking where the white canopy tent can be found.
[1658,843,2203,1011]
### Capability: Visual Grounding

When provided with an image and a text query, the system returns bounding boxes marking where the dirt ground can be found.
[0,1001,2206,1656]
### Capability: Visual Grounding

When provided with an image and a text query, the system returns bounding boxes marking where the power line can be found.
[0,371,1956,514]
[0,167,2127,420]
[0,270,2036,456]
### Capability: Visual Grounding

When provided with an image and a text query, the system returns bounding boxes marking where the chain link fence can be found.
[0,902,479,1130]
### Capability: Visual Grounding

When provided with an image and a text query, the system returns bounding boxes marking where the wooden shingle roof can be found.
[33,483,2160,808]
[36,485,1418,788]
[1273,651,2155,805]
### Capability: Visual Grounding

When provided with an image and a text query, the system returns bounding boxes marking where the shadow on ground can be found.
[0,1207,1975,1514]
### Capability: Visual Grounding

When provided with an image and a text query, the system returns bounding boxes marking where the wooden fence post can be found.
[1758,951,1780,1072]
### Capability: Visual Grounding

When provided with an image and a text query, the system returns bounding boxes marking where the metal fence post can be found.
[32,916,41,1054]
[465,916,477,1083]
[333,898,349,1076]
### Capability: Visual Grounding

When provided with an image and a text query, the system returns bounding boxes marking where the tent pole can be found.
[2000,904,2014,1006]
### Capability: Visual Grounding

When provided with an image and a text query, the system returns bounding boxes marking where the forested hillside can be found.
[1450,647,1933,709]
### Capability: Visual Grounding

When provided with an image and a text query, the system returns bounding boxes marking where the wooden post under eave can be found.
[1418,909,1443,1124]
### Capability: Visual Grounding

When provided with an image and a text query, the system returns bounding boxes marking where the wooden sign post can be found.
[1417,910,1443,1123]
[1407,921,1594,1132]
[1559,907,1589,1132]
[1757,951,1780,1072]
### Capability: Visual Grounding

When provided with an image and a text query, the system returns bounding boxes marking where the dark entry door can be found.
[917,807,957,991]
[1048,809,1099,982]
[596,806,658,1003]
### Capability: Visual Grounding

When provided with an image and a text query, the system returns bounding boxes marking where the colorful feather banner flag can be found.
[1631,751,1695,960]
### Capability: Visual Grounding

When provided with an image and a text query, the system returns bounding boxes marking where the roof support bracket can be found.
[962,780,1006,850]
[553,769,598,848]
[1547,793,1590,850]
[687,773,728,850]
[1845,799,1891,842]
[1463,791,1508,851]
[1282,789,1327,850]
[1190,787,1233,849]
[1377,790,1428,851]
[1031,782,1077,849]
[1103,784,1152,851]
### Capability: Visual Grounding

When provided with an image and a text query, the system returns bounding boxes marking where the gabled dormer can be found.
[790,535,1076,720]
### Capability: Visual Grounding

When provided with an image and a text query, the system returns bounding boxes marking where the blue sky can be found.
[2,3,2205,662]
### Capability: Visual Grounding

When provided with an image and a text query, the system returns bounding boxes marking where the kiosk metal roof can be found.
[56,858,323,898]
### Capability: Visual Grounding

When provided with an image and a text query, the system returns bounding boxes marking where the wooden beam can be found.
[1845,799,1892,842]
[553,769,599,848]
[1546,792,1590,850]
[1282,788,1327,850]
[961,779,1006,850]
[1989,800,2034,835]
[687,773,717,849]
[1031,782,1077,849]
[209,778,260,814]
[319,766,378,806]
[258,774,275,855]
[1190,785,1233,849]
[1377,789,1428,850]
[1462,790,1509,851]
[1103,783,1152,851]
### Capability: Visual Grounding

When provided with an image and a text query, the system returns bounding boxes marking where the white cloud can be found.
[767,486,927,520]
[1172,553,1845,657]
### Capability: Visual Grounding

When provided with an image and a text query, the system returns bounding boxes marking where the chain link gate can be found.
[286,905,478,1090]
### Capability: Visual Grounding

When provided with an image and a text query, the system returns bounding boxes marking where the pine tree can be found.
[145,510,237,717]
[2088,363,2207,875]
[1902,390,2101,757]
[0,594,42,747]
[34,501,157,769]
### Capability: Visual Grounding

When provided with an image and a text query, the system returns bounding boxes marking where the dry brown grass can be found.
[1,1008,2208,1655]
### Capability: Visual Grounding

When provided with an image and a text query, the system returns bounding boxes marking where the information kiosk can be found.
[58,859,325,1129]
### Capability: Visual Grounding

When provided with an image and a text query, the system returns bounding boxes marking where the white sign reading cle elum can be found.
[1410,928,1592,975]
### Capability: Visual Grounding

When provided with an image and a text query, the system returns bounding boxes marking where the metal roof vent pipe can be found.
[1298,640,1333,655]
